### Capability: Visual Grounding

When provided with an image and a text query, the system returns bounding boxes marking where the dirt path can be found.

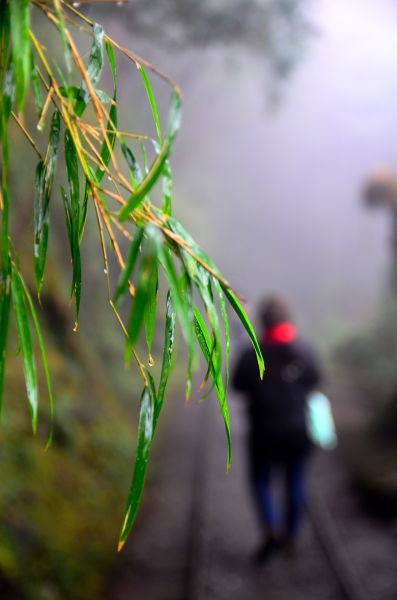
[105,390,397,600]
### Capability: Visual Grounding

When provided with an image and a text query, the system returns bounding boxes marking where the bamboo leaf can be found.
[213,278,230,387]
[105,40,117,83]
[74,23,104,117]
[64,129,81,325]
[11,266,38,434]
[125,234,157,360]
[95,96,117,183]
[156,290,175,423]
[0,2,10,94]
[162,158,172,217]
[138,64,162,144]
[144,262,158,357]
[18,272,54,448]
[33,160,46,290]
[0,260,11,415]
[158,243,193,353]
[10,0,30,112]
[34,110,61,295]
[118,385,154,550]
[114,227,144,306]
[30,52,42,118]
[183,274,194,400]
[194,307,231,470]
[121,142,143,189]
[53,0,72,73]
[118,91,181,221]
[221,285,264,379]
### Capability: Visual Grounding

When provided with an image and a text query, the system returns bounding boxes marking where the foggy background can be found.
[94,0,397,343]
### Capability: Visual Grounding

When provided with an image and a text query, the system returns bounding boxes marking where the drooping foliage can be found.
[0,0,264,548]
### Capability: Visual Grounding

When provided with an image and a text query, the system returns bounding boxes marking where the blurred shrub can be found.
[334,295,397,407]
[0,293,137,599]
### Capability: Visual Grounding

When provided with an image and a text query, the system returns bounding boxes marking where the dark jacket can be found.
[233,338,321,463]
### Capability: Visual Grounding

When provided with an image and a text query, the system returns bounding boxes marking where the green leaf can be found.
[162,158,172,217]
[118,91,181,221]
[156,290,175,423]
[125,233,157,360]
[95,96,117,183]
[11,266,38,434]
[74,23,104,117]
[18,272,54,449]
[30,52,43,118]
[0,2,10,95]
[158,243,193,354]
[213,278,230,387]
[105,40,117,83]
[194,307,231,470]
[183,274,194,400]
[94,41,118,184]
[144,261,158,357]
[53,0,72,73]
[138,64,162,144]
[34,110,61,295]
[64,129,81,326]
[175,245,221,387]
[114,227,144,306]
[0,260,11,415]
[118,385,154,550]
[121,142,142,189]
[10,0,30,112]
[222,285,264,379]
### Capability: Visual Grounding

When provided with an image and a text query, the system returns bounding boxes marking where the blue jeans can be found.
[251,457,308,539]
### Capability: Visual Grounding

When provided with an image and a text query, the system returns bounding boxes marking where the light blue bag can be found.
[306,391,338,450]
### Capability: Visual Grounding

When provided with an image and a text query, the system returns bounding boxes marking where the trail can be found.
[105,390,397,600]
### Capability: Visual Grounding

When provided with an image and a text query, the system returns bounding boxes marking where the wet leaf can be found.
[34,110,61,295]
[118,385,154,550]
[194,306,231,470]
[118,91,181,220]
[114,227,144,306]
[144,261,158,356]
[0,260,11,415]
[30,52,42,117]
[74,23,104,117]
[10,0,30,112]
[11,266,38,433]
[222,285,264,378]
[18,272,54,448]
[138,64,162,144]
[125,234,157,360]
[156,290,175,422]
[64,129,81,324]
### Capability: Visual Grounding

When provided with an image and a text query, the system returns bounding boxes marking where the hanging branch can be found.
[0,0,264,550]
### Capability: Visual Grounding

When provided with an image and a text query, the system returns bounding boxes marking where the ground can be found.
[105,386,397,600]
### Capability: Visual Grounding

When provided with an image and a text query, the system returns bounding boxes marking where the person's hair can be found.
[259,295,292,329]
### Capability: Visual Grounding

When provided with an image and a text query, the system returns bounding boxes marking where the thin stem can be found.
[11,112,43,159]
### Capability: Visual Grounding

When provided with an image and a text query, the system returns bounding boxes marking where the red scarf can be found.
[265,322,296,344]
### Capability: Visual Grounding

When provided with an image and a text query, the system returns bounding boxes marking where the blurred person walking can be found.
[233,295,322,563]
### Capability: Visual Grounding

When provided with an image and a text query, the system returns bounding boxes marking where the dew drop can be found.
[148,354,154,367]
[72,2,81,7]
[103,268,108,275]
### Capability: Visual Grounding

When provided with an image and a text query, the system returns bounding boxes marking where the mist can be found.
[92,0,397,342]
